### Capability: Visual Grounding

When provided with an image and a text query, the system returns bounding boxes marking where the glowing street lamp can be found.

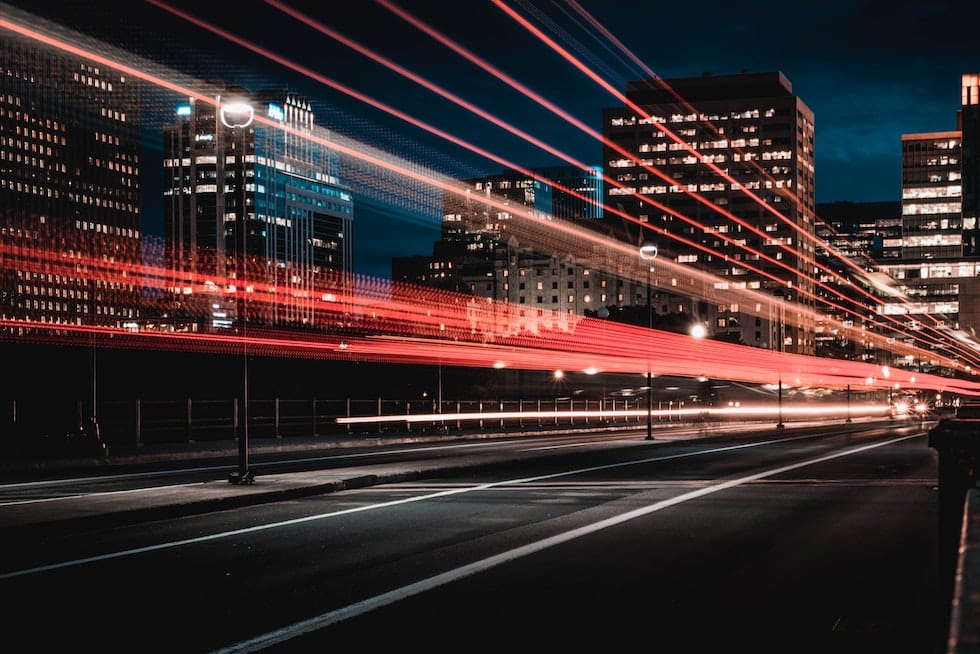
[223,95,256,486]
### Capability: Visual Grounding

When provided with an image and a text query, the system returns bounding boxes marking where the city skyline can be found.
[6,0,980,444]
[5,0,980,277]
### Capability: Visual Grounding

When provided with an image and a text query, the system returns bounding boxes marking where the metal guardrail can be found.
[3,396,664,450]
[948,489,980,654]
[928,410,980,653]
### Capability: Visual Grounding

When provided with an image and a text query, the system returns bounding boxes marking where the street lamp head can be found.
[639,242,659,261]
[690,323,707,339]
[220,100,254,128]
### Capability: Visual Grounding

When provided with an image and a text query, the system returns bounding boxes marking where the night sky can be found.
[4,0,980,278]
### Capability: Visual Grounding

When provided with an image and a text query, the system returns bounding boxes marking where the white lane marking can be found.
[522,439,648,451]
[0,419,897,492]
[0,482,206,507]
[0,433,915,584]
[210,433,919,653]
[0,436,602,491]
[0,466,235,490]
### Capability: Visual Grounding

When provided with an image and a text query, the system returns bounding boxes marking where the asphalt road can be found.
[0,420,946,653]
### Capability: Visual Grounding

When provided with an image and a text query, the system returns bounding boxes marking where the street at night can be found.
[4,2,980,652]
[0,420,947,653]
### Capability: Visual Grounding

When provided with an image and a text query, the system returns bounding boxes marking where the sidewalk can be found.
[0,419,753,537]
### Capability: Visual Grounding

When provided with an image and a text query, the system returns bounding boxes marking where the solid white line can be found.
[0,438,559,491]
[0,482,206,507]
[207,433,919,653]
[0,433,913,587]
[0,432,808,580]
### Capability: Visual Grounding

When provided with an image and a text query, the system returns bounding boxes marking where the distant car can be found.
[889,399,932,419]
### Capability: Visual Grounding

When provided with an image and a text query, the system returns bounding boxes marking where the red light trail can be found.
[249,0,978,367]
[488,0,973,360]
[2,6,979,400]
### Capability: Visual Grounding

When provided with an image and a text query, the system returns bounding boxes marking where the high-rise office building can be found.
[0,30,142,332]
[900,131,963,261]
[961,74,980,238]
[876,74,980,370]
[602,71,817,354]
[163,87,354,330]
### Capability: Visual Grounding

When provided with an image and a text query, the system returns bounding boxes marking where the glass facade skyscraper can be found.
[163,88,353,330]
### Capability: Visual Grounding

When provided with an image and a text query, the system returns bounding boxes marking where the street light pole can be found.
[777,317,784,429]
[222,97,256,485]
[774,288,785,429]
[640,242,658,441]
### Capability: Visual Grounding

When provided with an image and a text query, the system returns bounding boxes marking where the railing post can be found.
[233,397,239,437]
[585,399,590,425]
[406,401,411,432]
[499,400,504,429]
[554,398,558,426]
[274,397,281,438]
[186,397,193,443]
[519,399,523,429]
[346,397,352,434]
[537,399,541,427]
[456,400,461,430]
[479,401,484,429]
[135,398,141,448]
[378,396,383,434]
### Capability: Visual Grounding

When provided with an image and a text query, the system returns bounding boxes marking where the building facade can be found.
[875,75,980,371]
[162,88,354,330]
[601,71,817,354]
[0,30,142,332]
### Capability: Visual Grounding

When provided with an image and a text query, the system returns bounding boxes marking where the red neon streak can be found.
[141,0,523,178]
[562,0,931,320]
[263,0,594,173]
[5,317,978,397]
[0,224,962,374]
[139,0,969,364]
[3,9,972,367]
[347,1,973,365]
[490,0,964,352]
[0,18,213,105]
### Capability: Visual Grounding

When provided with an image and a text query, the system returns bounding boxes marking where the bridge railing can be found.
[1,396,881,460]
[3,396,691,451]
